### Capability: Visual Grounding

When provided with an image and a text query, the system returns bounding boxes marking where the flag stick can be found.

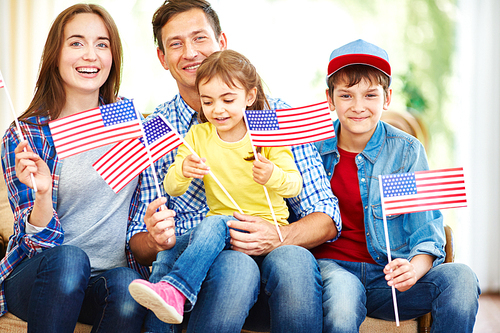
[378,175,400,326]
[133,103,167,212]
[182,139,244,215]
[158,116,243,215]
[0,70,37,192]
[244,111,284,242]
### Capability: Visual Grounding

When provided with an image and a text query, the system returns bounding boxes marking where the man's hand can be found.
[227,212,282,256]
[144,197,177,252]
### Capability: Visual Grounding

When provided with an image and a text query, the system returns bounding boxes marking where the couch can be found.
[0,165,453,333]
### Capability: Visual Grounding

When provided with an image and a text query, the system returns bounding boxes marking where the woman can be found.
[0,4,173,332]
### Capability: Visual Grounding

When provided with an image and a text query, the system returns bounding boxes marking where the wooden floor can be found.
[474,293,500,332]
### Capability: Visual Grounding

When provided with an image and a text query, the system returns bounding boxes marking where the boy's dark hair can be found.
[327,65,390,100]
[152,0,222,53]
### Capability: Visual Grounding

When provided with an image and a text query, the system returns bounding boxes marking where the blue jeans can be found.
[145,217,322,333]
[160,215,233,309]
[318,259,480,333]
[4,245,147,333]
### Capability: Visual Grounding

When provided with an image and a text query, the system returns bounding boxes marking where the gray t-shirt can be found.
[57,145,139,276]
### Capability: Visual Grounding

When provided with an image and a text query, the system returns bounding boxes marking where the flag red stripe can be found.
[49,108,100,130]
[385,199,468,213]
[250,124,334,137]
[54,123,140,149]
[276,101,328,111]
[277,117,331,128]
[415,167,464,175]
[252,130,333,144]
[384,192,466,204]
[414,186,466,194]
[417,181,465,189]
[56,128,141,153]
[51,118,102,135]
[96,141,142,176]
[416,174,465,182]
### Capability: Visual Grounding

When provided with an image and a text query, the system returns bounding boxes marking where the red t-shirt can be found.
[312,147,376,264]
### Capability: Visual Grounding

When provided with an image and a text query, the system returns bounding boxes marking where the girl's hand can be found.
[182,154,209,179]
[14,140,52,194]
[384,258,417,292]
[252,153,274,185]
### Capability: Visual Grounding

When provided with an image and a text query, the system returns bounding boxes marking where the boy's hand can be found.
[182,154,209,179]
[384,258,417,292]
[252,153,274,185]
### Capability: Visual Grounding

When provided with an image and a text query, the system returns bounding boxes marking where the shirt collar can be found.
[175,94,199,128]
[359,121,385,164]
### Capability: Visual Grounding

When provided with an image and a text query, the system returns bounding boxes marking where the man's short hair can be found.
[152,0,222,53]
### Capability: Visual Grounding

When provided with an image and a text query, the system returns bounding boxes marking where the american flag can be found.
[49,99,142,159]
[94,114,183,193]
[245,101,335,147]
[380,167,467,216]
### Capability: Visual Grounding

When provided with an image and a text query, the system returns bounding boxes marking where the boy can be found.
[312,39,480,332]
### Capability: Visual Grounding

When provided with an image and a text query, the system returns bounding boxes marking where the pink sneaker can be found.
[128,279,186,324]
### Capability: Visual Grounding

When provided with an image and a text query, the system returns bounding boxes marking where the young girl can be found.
[128,49,302,324]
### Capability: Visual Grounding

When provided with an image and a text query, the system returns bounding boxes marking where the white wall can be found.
[455,0,500,292]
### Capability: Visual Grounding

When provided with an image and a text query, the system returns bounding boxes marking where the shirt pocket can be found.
[371,203,409,252]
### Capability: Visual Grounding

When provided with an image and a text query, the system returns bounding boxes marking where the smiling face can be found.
[199,76,257,142]
[58,13,112,100]
[327,77,392,151]
[157,8,227,98]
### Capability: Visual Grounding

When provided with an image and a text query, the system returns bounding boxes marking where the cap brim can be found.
[327,53,391,78]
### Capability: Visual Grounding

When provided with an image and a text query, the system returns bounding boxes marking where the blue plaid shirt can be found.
[133,94,341,237]
[0,114,150,316]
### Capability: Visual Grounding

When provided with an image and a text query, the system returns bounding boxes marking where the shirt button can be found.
[358,156,362,160]
[364,206,368,209]
[366,232,370,236]
[361,178,365,182]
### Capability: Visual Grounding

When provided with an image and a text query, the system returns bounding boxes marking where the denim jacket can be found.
[314,120,445,267]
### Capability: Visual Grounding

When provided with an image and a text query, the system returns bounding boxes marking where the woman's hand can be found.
[14,140,52,194]
[182,154,209,179]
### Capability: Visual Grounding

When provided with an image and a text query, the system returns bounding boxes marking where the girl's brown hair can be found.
[195,49,270,159]
[195,49,270,123]
[20,3,122,121]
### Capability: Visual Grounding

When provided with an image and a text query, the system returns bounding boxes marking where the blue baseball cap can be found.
[326,39,391,84]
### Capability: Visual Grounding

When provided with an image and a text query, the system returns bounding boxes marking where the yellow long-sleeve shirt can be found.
[164,122,302,225]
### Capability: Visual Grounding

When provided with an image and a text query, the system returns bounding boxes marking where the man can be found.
[131,1,341,332]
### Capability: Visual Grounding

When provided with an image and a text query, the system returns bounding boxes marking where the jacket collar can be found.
[317,119,387,165]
